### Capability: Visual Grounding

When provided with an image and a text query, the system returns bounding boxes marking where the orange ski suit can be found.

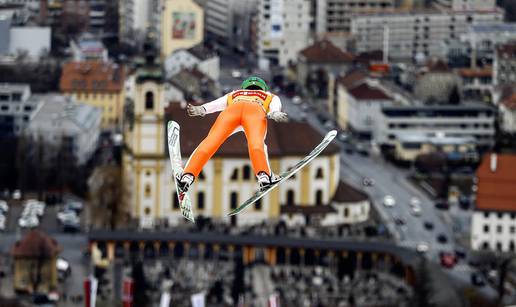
[183,90,279,178]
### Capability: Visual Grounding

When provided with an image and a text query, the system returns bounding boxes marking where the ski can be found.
[167,121,195,223]
[228,130,337,216]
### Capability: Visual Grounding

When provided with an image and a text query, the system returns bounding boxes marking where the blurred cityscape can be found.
[0,0,516,306]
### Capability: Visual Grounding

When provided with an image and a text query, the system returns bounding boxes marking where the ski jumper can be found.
[183,90,282,178]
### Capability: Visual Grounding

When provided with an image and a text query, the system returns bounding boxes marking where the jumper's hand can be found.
[187,103,206,117]
[267,111,288,122]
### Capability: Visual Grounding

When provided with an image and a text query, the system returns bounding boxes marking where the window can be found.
[197,192,205,210]
[484,212,489,218]
[144,184,151,198]
[484,225,489,233]
[144,207,151,215]
[497,225,502,233]
[230,192,238,209]
[315,168,323,179]
[230,168,239,180]
[315,190,323,205]
[510,226,515,234]
[173,192,180,210]
[510,241,515,252]
[12,92,21,101]
[496,242,502,251]
[344,207,349,217]
[242,165,251,180]
[482,242,489,250]
[255,198,262,210]
[286,190,294,205]
[145,91,154,110]
[497,212,503,219]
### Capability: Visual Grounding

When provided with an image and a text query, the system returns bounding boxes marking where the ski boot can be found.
[176,173,194,193]
[256,171,281,192]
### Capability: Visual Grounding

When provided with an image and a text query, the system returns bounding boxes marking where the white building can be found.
[204,0,256,53]
[164,44,220,80]
[257,0,312,67]
[433,0,496,11]
[25,95,102,165]
[460,23,516,66]
[0,83,39,136]
[119,0,156,43]
[499,92,516,134]
[375,103,496,148]
[351,9,504,61]
[0,16,51,58]
[471,154,516,252]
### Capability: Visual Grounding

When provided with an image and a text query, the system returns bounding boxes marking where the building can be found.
[204,0,256,53]
[122,49,341,227]
[460,23,516,67]
[257,0,312,67]
[433,0,496,11]
[25,94,102,165]
[119,0,158,44]
[0,83,39,136]
[494,43,516,87]
[0,16,51,59]
[281,180,371,227]
[160,0,204,58]
[392,134,477,162]
[315,0,395,35]
[456,66,492,102]
[351,9,504,62]
[164,44,219,80]
[70,33,108,62]
[168,67,219,101]
[499,88,516,134]
[374,103,496,148]
[297,39,354,93]
[59,61,125,128]
[11,230,61,294]
[471,154,516,252]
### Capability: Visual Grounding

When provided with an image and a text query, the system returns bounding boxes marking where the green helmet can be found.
[241,76,269,91]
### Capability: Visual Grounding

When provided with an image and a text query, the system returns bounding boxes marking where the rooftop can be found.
[60,61,125,92]
[332,181,369,203]
[497,43,516,55]
[348,82,391,101]
[457,66,492,78]
[475,154,516,212]
[165,103,340,157]
[335,69,369,89]
[299,39,354,63]
[187,44,216,61]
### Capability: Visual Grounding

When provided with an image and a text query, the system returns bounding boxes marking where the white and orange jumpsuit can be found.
[183,90,282,179]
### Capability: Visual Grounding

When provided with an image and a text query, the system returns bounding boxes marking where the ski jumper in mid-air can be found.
[176,76,288,193]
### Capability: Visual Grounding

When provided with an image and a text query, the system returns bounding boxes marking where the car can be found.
[0,200,8,214]
[437,233,448,244]
[435,201,449,210]
[455,248,467,259]
[383,195,396,207]
[24,200,45,216]
[394,216,405,226]
[410,197,421,207]
[231,70,242,78]
[355,143,369,156]
[362,177,375,187]
[424,221,434,230]
[338,133,349,142]
[65,201,83,212]
[302,104,310,111]
[0,214,6,231]
[440,252,457,268]
[18,215,39,228]
[292,96,302,104]
[416,242,430,253]
[12,189,21,200]
[411,205,422,216]
[56,257,71,280]
[57,210,78,223]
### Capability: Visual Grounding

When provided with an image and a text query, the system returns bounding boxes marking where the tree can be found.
[88,165,124,230]
[414,258,435,307]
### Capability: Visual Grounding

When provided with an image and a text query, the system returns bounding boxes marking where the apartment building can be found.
[0,83,39,136]
[494,43,516,87]
[351,9,504,61]
[375,103,496,148]
[257,0,312,67]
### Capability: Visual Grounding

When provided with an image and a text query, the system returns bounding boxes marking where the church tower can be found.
[122,39,172,228]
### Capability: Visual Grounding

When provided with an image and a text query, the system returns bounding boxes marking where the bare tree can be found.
[88,166,124,230]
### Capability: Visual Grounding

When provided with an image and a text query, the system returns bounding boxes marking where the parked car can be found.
[424,221,434,230]
[411,204,422,216]
[437,233,448,244]
[0,200,8,214]
[362,177,375,187]
[18,215,39,228]
[440,252,457,268]
[25,200,45,216]
[0,214,6,231]
[416,242,430,253]
[471,272,486,287]
[65,201,83,213]
[56,257,71,280]
[383,195,396,207]
[394,216,405,226]
[12,189,21,200]
[355,143,369,156]
[410,197,421,207]
[57,210,78,224]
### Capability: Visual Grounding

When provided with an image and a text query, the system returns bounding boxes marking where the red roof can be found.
[60,61,125,93]
[332,181,369,203]
[165,103,340,157]
[347,83,391,101]
[336,69,368,89]
[501,93,516,110]
[457,66,492,78]
[475,154,516,212]
[299,39,354,63]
